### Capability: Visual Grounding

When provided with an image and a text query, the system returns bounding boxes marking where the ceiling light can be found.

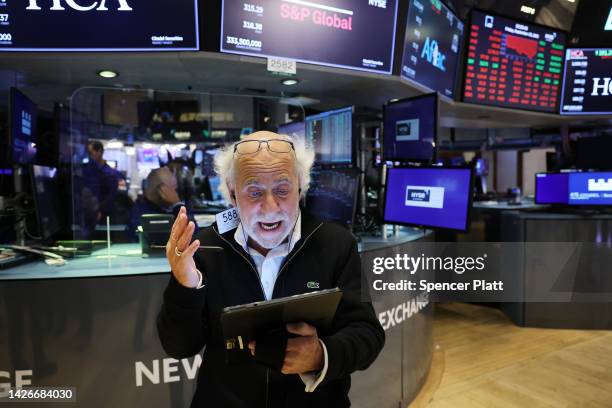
[98,70,118,78]
[281,78,299,86]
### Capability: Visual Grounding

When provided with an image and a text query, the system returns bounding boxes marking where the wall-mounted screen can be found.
[0,0,199,51]
[462,9,566,113]
[382,93,437,163]
[401,0,464,98]
[560,48,612,115]
[220,0,398,74]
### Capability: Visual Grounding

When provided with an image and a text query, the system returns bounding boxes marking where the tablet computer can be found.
[221,288,342,360]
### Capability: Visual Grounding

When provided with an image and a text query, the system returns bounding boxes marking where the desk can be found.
[500,211,612,329]
[0,228,434,407]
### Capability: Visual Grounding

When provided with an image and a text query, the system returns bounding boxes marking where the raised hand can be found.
[166,206,200,288]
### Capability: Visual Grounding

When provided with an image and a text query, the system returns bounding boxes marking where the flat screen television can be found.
[9,88,38,165]
[462,9,566,113]
[0,0,199,51]
[568,172,612,206]
[305,106,353,167]
[560,48,612,115]
[220,0,398,74]
[382,93,437,163]
[384,166,473,231]
[401,0,464,98]
[305,168,359,228]
[535,172,569,205]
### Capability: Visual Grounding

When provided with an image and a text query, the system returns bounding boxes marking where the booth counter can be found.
[0,227,434,407]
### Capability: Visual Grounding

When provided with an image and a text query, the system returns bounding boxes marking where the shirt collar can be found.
[234,211,302,256]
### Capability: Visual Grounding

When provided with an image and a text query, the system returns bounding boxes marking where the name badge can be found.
[216,207,240,234]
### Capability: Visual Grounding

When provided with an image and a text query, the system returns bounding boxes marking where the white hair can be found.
[213,134,315,204]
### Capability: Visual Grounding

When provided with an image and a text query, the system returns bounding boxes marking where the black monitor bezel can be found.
[382,92,439,164]
[29,164,64,243]
[9,87,38,166]
[305,167,360,229]
[382,164,474,233]
[459,7,569,114]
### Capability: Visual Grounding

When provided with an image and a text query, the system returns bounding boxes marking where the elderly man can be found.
[126,167,195,242]
[157,131,384,407]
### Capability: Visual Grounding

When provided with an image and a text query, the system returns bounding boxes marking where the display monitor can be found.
[568,172,612,206]
[305,106,353,166]
[535,172,569,205]
[305,169,359,228]
[384,167,473,231]
[560,48,612,115]
[220,0,398,74]
[401,0,464,98]
[9,88,38,165]
[568,0,612,48]
[575,136,612,171]
[31,165,65,242]
[278,121,306,143]
[462,9,566,113]
[0,0,199,51]
[382,94,437,163]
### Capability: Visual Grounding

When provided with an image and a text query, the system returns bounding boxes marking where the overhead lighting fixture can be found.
[520,5,536,15]
[97,70,118,78]
[281,78,299,86]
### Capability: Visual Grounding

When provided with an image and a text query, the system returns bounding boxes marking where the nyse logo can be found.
[396,119,419,141]
[368,0,387,9]
[421,37,446,72]
[26,0,133,11]
[405,185,445,209]
[591,77,612,96]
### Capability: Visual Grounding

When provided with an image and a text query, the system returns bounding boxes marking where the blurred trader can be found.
[82,140,123,222]
[157,132,384,407]
[126,167,196,242]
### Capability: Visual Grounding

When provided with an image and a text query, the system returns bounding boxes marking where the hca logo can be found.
[26,0,133,11]
[592,78,612,96]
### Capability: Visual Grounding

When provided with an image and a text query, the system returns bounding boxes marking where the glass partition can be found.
[68,87,305,242]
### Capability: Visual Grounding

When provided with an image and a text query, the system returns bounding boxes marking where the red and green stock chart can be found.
[462,10,566,113]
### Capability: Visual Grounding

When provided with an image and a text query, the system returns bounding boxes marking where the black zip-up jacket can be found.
[157,214,385,407]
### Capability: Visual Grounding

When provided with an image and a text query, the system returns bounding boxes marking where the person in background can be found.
[82,140,123,223]
[126,167,197,242]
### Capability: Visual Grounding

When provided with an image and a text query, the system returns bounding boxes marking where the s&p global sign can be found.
[0,0,199,51]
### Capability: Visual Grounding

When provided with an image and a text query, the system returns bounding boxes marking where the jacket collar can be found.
[212,211,323,257]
